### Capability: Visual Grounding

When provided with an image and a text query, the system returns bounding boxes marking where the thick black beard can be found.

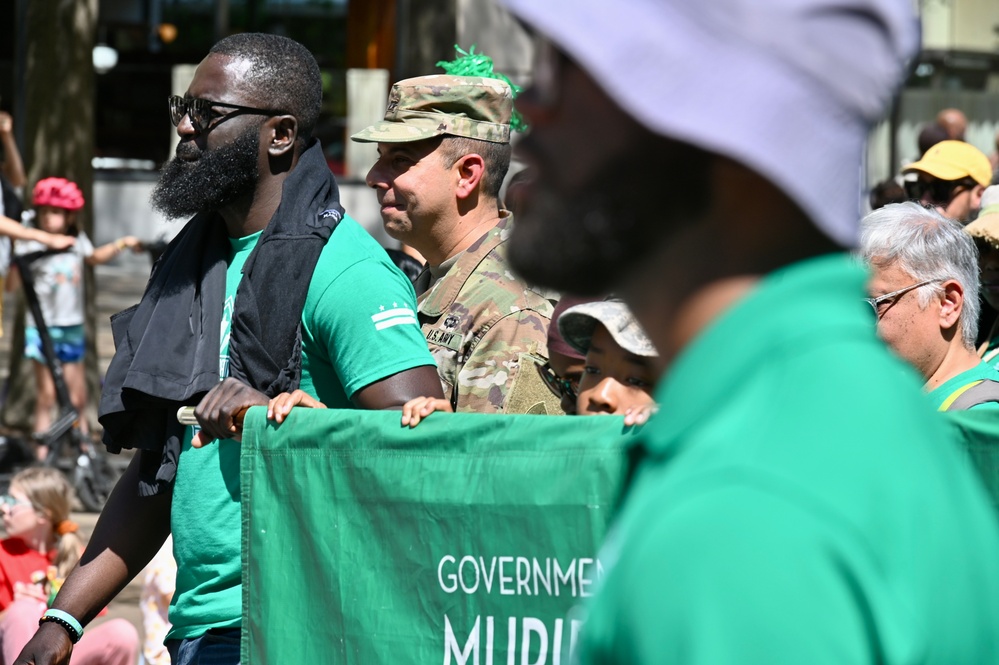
[508,140,713,296]
[151,130,261,219]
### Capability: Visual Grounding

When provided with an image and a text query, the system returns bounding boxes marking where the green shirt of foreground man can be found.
[581,255,999,662]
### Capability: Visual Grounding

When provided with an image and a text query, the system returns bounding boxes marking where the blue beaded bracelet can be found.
[39,609,83,644]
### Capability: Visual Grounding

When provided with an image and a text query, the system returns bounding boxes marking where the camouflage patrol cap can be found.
[558,301,658,358]
[351,74,512,144]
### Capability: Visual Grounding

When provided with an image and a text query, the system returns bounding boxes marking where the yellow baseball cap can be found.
[904,140,992,187]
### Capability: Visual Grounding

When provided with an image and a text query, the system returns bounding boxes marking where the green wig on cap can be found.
[437,45,527,133]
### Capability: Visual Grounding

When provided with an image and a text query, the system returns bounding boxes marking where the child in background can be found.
[139,536,176,665]
[7,177,140,456]
[557,299,658,424]
[0,467,138,664]
[0,216,75,339]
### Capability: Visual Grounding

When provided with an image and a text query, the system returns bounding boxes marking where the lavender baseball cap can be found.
[500,0,919,247]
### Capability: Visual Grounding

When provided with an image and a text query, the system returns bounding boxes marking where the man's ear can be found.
[265,115,298,157]
[455,153,485,200]
[939,279,964,331]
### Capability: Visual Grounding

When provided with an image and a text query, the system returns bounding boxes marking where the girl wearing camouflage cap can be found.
[557,300,658,425]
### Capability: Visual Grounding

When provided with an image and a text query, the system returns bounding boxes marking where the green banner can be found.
[240,408,635,665]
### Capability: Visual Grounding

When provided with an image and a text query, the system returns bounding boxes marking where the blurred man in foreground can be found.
[500,0,999,662]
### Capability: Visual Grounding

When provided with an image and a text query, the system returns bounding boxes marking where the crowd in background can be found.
[0,1,997,662]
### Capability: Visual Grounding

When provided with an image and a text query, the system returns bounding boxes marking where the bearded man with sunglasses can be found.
[902,140,992,223]
[860,202,999,409]
[12,33,442,665]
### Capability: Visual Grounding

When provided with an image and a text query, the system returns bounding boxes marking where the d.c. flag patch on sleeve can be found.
[371,303,418,331]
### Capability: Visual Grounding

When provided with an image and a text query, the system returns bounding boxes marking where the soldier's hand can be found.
[12,622,74,665]
[401,396,453,428]
[0,112,12,136]
[267,390,327,425]
[191,378,268,447]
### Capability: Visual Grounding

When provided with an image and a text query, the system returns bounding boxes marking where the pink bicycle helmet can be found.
[32,177,85,211]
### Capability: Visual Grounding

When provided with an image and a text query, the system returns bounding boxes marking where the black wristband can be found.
[38,615,82,644]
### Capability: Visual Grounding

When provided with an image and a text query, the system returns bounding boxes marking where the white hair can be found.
[859,202,980,349]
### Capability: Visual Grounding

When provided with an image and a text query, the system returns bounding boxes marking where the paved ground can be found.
[0,262,152,650]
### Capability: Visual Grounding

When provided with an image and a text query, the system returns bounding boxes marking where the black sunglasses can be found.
[168,95,286,133]
[536,361,578,401]
[904,177,976,205]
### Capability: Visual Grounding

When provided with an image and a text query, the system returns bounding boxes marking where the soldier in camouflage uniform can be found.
[352,75,559,415]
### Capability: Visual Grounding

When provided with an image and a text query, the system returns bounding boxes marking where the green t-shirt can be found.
[926,361,999,411]
[982,337,999,369]
[578,255,999,665]
[168,218,434,640]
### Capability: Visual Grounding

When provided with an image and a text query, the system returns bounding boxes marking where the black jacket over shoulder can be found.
[98,141,343,495]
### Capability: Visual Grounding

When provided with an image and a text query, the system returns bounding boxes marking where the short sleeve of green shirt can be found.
[300,221,435,405]
[577,255,999,665]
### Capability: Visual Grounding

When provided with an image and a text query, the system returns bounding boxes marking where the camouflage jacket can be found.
[418,214,559,414]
